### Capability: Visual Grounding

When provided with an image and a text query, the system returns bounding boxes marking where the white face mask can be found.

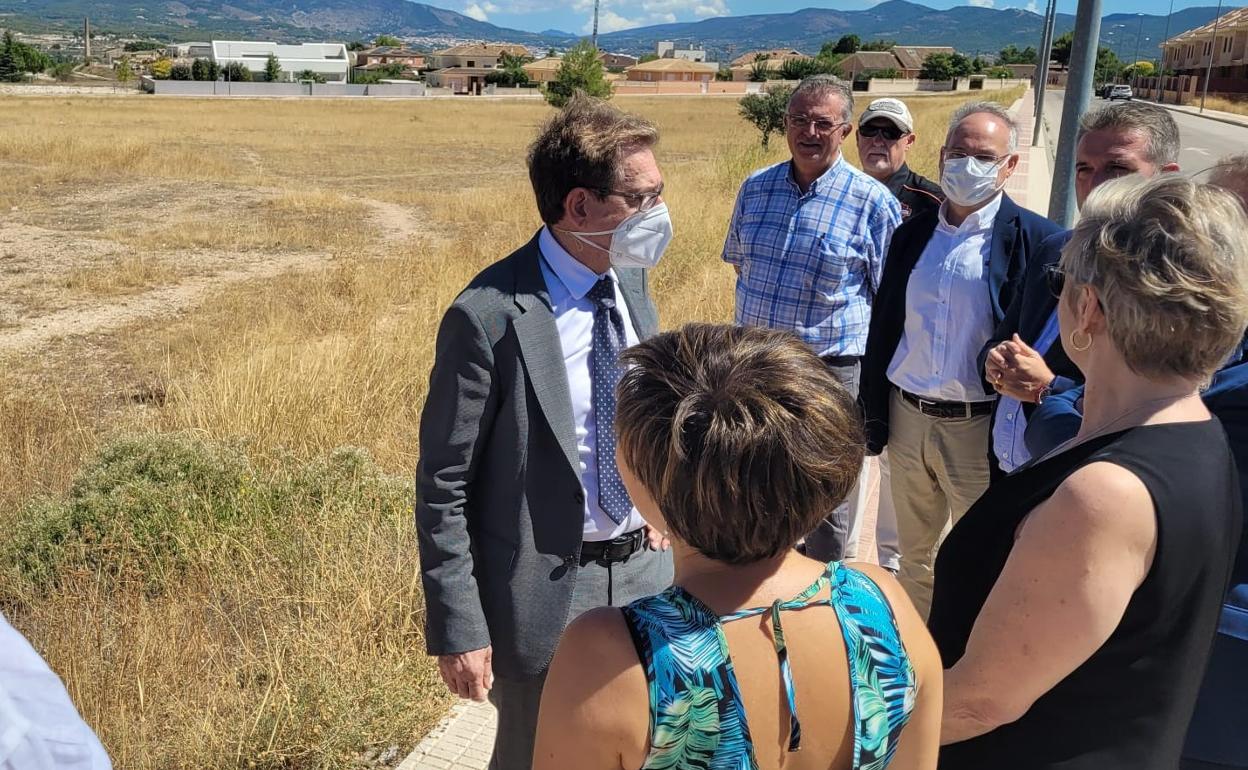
[941,155,1006,208]
[563,203,674,270]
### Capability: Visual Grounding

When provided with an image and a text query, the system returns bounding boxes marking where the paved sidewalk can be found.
[1004,89,1053,214]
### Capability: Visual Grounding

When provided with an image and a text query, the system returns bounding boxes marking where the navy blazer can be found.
[978,230,1083,398]
[861,194,1063,454]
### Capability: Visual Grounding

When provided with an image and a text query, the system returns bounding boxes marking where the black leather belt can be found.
[580,529,645,565]
[899,388,994,419]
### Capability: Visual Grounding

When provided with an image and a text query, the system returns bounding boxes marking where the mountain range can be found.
[0,0,1235,63]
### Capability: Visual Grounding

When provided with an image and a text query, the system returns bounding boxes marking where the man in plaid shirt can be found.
[723,74,901,561]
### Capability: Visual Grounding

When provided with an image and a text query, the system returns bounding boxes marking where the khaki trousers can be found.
[888,388,991,618]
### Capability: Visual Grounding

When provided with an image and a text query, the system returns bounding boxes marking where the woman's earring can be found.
[1070,329,1093,352]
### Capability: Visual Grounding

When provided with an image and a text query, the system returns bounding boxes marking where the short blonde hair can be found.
[616,324,863,564]
[1061,175,1248,380]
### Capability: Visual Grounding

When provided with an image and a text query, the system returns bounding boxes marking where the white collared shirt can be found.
[887,194,1002,402]
[537,227,646,541]
[0,612,112,770]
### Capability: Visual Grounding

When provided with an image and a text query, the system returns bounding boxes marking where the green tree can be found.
[832,34,860,54]
[987,65,1014,78]
[778,57,827,81]
[191,57,220,81]
[749,58,770,82]
[1052,31,1073,67]
[1123,60,1154,79]
[545,41,610,108]
[919,52,956,80]
[861,39,898,52]
[860,67,902,80]
[0,32,21,82]
[486,54,532,87]
[346,41,369,51]
[971,55,986,74]
[115,57,134,85]
[124,40,165,52]
[294,69,327,83]
[170,62,192,80]
[1094,46,1123,84]
[50,60,76,82]
[223,61,252,82]
[149,57,173,79]
[738,84,793,148]
[264,53,283,82]
[949,52,974,76]
[998,44,1037,64]
[639,53,659,63]
[375,34,403,47]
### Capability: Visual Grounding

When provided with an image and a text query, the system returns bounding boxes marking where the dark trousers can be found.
[803,355,862,562]
[488,542,672,770]
[1181,631,1248,769]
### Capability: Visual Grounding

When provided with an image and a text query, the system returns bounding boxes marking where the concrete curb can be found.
[398,700,496,770]
[1145,100,1248,131]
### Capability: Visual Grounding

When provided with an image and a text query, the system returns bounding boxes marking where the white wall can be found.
[211,41,350,82]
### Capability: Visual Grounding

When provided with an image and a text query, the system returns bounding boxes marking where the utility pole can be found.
[1130,13,1145,88]
[1049,0,1103,226]
[1159,0,1175,73]
[1200,0,1225,113]
[591,0,600,50]
[83,16,91,63]
[1032,0,1057,146]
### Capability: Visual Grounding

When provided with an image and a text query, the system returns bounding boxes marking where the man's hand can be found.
[644,525,670,551]
[438,646,494,702]
[986,335,1055,402]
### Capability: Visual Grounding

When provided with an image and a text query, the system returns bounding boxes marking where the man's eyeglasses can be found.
[944,149,1010,165]
[785,113,848,134]
[594,185,664,212]
[858,124,906,141]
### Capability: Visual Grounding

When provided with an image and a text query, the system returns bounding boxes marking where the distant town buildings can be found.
[210,41,350,82]
[1162,6,1247,90]
[656,41,710,62]
[625,58,718,82]
[599,51,639,69]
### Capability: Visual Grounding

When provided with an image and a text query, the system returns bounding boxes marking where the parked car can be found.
[1109,84,1133,101]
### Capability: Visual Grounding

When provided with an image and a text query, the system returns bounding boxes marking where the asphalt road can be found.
[1039,89,1247,176]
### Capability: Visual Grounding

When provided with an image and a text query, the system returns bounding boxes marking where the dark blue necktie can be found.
[586,277,633,525]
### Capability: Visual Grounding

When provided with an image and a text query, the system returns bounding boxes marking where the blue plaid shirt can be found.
[722,156,902,357]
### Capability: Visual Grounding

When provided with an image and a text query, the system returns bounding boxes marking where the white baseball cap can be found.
[859,98,914,134]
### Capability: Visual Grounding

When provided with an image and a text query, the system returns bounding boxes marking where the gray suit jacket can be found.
[415,231,660,680]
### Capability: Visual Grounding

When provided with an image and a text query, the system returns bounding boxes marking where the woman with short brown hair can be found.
[533,323,941,770]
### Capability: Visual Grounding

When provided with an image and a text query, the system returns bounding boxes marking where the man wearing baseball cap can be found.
[856,98,943,222]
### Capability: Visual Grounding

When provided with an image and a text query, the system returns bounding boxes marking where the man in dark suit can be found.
[415,96,674,770]
[861,100,1062,616]
[981,101,1181,476]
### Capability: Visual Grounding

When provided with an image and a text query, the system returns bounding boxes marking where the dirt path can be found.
[0,252,333,355]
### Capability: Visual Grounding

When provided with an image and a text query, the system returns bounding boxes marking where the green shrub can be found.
[0,435,409,600]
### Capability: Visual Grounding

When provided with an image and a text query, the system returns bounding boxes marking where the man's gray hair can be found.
[788,74,854,123]
[1209,153,1248,187]
[1076,101,1180,166]
[947,101,1019,153]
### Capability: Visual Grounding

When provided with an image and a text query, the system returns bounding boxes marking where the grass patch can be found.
[62,254,181,296]
[1,434,449,769]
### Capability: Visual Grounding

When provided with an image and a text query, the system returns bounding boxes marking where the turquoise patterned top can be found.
[621,561,917,770]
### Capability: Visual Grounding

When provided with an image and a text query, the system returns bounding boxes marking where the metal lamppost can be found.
[1200,0,1225,113]
[592,0,600,50]
[1049,0,1104,227]
[1131,13,1144,87]
[1032,0,1057,147]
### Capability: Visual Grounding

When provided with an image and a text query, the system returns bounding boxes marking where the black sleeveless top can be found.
[929,420,1242,770]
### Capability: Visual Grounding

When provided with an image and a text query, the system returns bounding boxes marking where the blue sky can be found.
[457,0,1227,33]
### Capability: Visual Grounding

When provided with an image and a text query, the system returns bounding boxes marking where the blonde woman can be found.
[930,175,1248,770]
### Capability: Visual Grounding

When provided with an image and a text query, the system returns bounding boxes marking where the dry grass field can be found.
[0,87,1021,769]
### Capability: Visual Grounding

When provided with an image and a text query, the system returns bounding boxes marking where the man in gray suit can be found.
[416,96,675,769]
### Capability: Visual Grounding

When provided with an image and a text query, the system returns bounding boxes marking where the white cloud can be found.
[1025,0,1038,10]
[584,9,646,33]
[967,0,995,7]
[463,2,491,20]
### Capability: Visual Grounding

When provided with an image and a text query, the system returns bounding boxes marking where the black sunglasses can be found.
[1044,263,1066,298]
[858,124,906,141]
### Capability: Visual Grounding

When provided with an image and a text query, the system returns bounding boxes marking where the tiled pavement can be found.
[400,90,1053,770]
